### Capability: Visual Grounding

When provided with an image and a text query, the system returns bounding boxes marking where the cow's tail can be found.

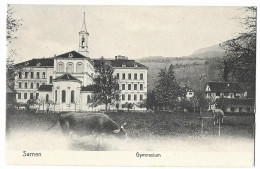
[45,114,60,131]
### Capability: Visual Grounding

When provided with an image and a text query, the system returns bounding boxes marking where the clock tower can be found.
[78,12,89,57]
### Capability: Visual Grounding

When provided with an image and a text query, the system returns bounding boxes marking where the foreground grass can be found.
[6,108,255,139]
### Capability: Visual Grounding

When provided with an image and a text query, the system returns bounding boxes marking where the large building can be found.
[14,13,148,112]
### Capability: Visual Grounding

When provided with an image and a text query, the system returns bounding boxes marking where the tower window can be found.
[82,35,85,46]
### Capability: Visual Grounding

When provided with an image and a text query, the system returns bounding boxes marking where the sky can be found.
[8,5,248,63]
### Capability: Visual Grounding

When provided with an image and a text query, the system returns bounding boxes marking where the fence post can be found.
[218,116,221,137]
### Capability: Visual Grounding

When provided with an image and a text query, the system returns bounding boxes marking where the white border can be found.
[0,0,259,169]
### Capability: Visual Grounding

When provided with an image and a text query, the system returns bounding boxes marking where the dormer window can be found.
[122,63,126,67]
[134,63,137,67]
[36,62,41,67]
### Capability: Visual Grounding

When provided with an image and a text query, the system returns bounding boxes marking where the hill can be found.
[138,45,225,90]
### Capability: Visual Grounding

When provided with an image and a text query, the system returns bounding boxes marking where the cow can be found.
[59,112,128,141]
[208,109,224,125]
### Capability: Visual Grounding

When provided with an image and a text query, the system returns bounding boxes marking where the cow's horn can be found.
[113,129,120,133]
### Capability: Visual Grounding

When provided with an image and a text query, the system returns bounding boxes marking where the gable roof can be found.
[38,85,53,91]
[93,59,148,69]
[55,51,93,65]
[205,82,242,93]
[53,73,82,83]
[15,58,54,67]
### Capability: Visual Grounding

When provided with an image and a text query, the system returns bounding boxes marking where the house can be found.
[14,13,148,112]
[182,85,194,100]
[204,81,255,113]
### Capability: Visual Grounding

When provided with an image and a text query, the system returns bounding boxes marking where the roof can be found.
[53,73,82,83]
[38,85,53,91]
[182,85,193,92]
[93,59,148,69]
[81,84,95,91]
[216,98,255,106]
[56,51,88,59]
[205,82,242,92]
[80,12,88,33]
[15,58,54,67]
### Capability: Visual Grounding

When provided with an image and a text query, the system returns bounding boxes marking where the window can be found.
[87,95,92,103]
[76,62,84,73]
[231,107,234,112]
[19,72,22,79]
[134,84,137,90]
[19,82,22,88]
[24,82,27,89]
[71,90,75,103]
[18,93,21,99]
[31,72,34,79]
[128,73,131,79]
[116,73,120,79]
[134,94,137,100]
[46,94,49,102]
[189,92,193,95]
[25,72,28,78]
[239,107,243,112]
[30,83,33,89]
[55,90,57,102]
[216,92,220,96]
[134,73,137,80]
[128,94,131,100]
[122,94,125,101]
[37,72,40,79]
[36,93,39,99]
[67,62,74,73]
[50,76,53,83]
[128,84,131,90]
[122,73,125,80]
[42,72,46,79]
[62,90,66,103]
[140,84,143,90]
[140,73,143,80]
[57,62,64,73]
[122,84,125,90]
[24,93,27,99]
[36,83,40,89]
[30,93,33,99]
[140,94,143,101]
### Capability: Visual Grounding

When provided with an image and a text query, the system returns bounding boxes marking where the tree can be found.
[92,57,120,113]
[218,7,256,83]
[6,5,23,89]
[154,64,182,110]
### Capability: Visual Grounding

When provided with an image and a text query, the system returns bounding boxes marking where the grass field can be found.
[5,108,255,151]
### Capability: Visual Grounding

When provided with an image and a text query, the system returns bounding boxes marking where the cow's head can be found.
[113,123,128,140]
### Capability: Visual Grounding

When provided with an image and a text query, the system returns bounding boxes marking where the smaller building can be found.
[204,81,255,113]
[183,86,194,100]
[215,98,254,113]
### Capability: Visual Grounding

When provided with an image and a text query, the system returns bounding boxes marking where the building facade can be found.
[204,82,254,113]
[14,14,148,112]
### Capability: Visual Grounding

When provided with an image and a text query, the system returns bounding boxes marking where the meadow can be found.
[5,108,255,151]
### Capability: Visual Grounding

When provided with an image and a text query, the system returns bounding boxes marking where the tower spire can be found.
[78,12,89,57]
[80,12,87,32]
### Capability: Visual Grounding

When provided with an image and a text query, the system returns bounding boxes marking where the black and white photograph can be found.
[3,2,257,167]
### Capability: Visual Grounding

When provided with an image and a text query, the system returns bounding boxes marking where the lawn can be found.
[6,108,255,139]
